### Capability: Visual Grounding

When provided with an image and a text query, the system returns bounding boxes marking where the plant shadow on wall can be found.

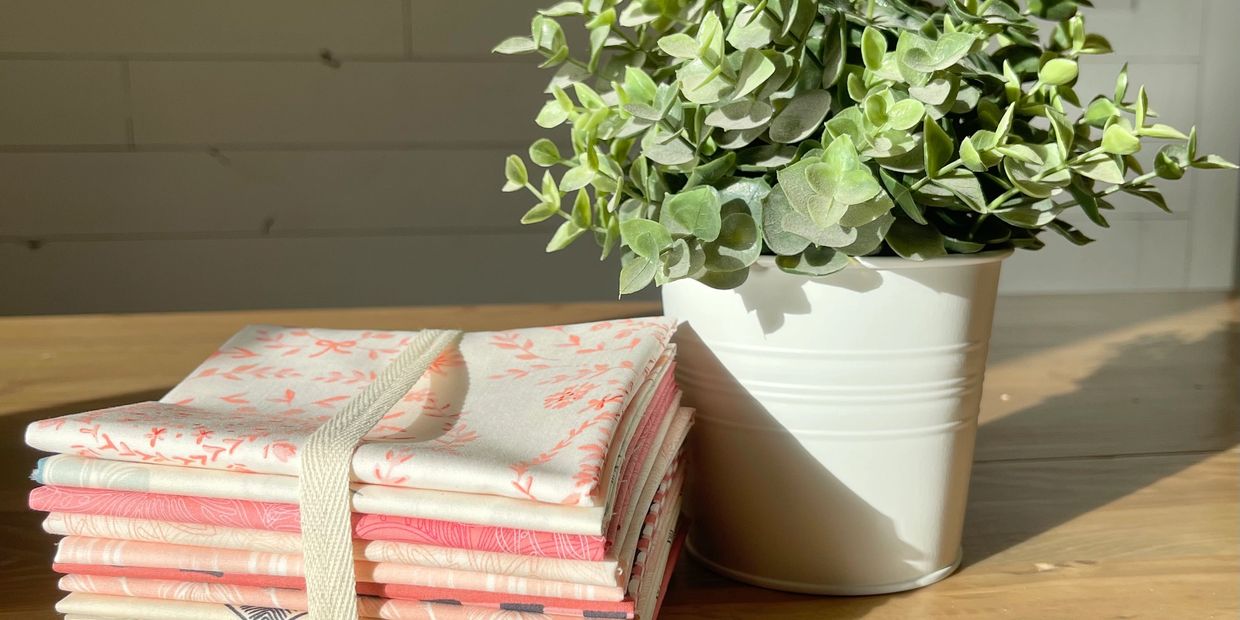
[661,301,1238,617]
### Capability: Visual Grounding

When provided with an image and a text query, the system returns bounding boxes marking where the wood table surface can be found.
[0,293,1236,619]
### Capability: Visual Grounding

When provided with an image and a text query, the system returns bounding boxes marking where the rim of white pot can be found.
[752,248,1015,272]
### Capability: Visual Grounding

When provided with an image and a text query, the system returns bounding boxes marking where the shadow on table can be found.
[0,389,169,618]
[963,316,1240,567]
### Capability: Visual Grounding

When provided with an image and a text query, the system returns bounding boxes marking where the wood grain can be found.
[0,293,1235,619]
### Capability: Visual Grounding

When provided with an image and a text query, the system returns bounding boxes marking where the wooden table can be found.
[1,293,1236,619]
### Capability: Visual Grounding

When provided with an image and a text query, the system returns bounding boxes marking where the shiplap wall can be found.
[0,0,1236,315]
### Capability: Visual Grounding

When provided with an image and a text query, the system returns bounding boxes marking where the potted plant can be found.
[495,0,1236,595]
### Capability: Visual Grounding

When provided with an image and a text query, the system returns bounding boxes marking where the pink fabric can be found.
[26,319,676,506]
[58,574,634,619]
[605,377,679,542]
[31,486,605,560]
[51,537,625,601]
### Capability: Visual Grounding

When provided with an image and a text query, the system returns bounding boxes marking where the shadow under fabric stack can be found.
[24,318,691,620]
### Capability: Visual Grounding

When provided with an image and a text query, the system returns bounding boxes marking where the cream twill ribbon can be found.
[298,329,463,619]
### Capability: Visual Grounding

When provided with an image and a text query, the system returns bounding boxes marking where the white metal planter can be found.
[661,251,1010,595]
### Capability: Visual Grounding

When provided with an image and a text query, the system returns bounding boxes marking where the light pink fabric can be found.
[27,319,676,506]
[52,537,625,601]
[58,574,634,619]
[30,486,606,560]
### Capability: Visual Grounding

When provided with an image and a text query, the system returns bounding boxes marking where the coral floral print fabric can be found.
[25,319,675,506]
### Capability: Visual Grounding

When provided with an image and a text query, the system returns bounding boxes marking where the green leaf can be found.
[1155,149,1186,180]
[1102,124,1142,156]
[559,165,595,192]
[886,218,947,260]
[503,155,528,192]
[641,127,696,166]
[1047,219,1095,246]
[839,194,895,229]
[521,202,560,224]
[838,212,897,256]
[539,2,583,17]
[703,213,761,272]
[699,267,750,290]
[880,170,927,225]
[658,33,699,59]
[571,190,592,228]
[734,49,777,99]
[1067,179,1109,228]
[623,67,658,104]
[619,253,658,294]
[923,116,953,178]
[546,220,585,252]
[1139,123,1189,140]
[677,59,730,105]
[493,36,537,55]
[660,187,723,241]
[886,99,926,132]
[769,90,832,144]
[529,139,561,167]
[1038,58,1078,86]
[995,200,1062,229]
[899,31,976,73]
[727,5,778,50]
[1123,186,1171,212]
[776,246,851,276]
[535,100,570,128]
[909,77,954,105]
[1074,153,1126,185]
[704,99,774,130]
[620,218,673,259]
[862,27,888,72]
[763,187,813,255]
[1192,154,1240,170]
[930,169,987,212]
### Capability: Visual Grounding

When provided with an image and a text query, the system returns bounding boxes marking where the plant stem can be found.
[968,213,990,239]
[909,159,965,191]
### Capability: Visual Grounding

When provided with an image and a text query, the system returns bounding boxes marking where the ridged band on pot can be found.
[662,251,1010,595]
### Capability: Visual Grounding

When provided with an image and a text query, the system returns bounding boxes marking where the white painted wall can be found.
[0,0,1236,314]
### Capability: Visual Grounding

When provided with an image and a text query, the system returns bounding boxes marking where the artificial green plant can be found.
[496,0,1236,293]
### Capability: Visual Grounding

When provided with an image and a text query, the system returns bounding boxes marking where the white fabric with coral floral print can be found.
[26,318,676,507]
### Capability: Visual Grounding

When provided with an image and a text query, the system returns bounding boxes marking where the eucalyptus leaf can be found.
[776,245,851,276]
[886,218,948,260]
[769,90,833,144]
[660,187,723,241]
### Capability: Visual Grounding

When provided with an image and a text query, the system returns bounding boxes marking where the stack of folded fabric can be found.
[25,318,691,620]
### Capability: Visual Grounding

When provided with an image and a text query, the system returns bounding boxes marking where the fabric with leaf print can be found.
[32,362,679,537]
[57,574,635,619]
[26,319,676,506]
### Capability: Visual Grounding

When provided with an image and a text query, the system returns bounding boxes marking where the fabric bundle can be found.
[26,318,691,620]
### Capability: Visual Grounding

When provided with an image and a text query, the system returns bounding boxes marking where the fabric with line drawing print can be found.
[50,536,626,601]
[26,319,675,506]
[31,363,679,537]
[29,485,606,561]
[55,591,551,620]
[57,574,635,619]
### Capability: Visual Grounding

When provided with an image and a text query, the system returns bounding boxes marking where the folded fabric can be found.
[44,514,623,587]
[32,370,679,537]
[55,592,546,620]
[51,536,626,601]
[30,486,605,560]
[26,319,676,506]
[58,575,634,619]
[30,405,694,561]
